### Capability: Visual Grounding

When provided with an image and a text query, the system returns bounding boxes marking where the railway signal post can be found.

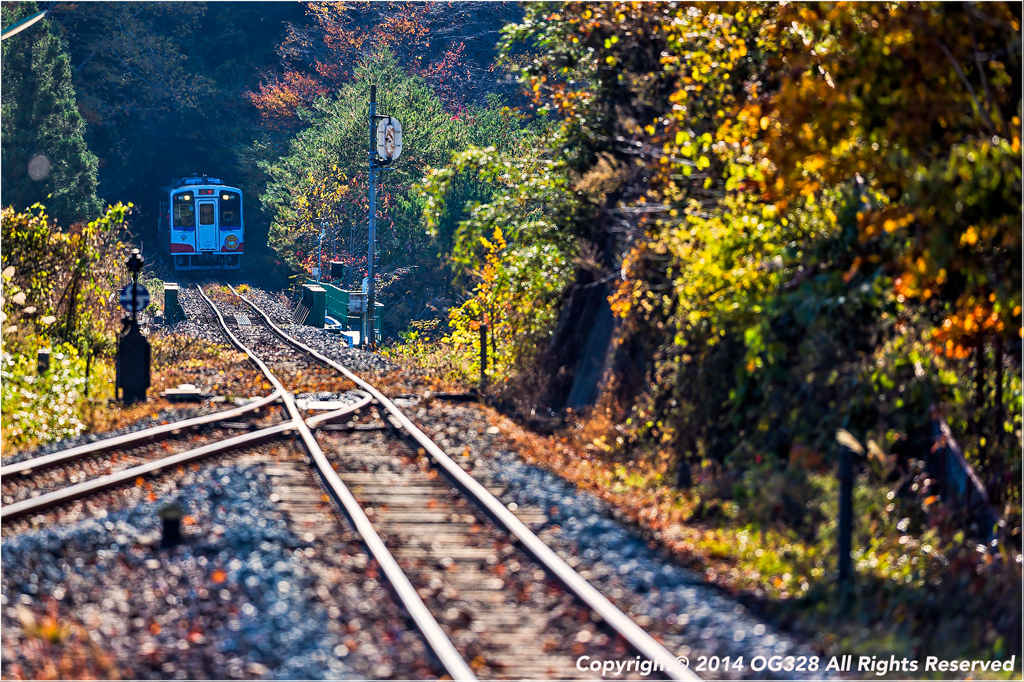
[367,84,402,349]
[115,249,151,404]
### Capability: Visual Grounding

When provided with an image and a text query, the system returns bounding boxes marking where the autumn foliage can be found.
[485,0,1022,659]
[248,1,516,126]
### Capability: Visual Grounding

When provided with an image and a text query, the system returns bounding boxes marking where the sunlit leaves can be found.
[754,3,1022,350]
[501,2,1020,513]
[1,344,89,448]
[415,128,579,378]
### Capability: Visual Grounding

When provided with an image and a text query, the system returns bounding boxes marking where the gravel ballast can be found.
[1,404,231,468]
[410,403,832,680]
[1,455,433,680]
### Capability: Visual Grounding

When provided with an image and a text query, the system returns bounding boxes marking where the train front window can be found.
[173,194,195,229]
[220,191,241,228]
[199,203,215,225]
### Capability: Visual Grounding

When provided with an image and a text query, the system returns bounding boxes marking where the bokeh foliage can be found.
[483,0,1022,657]
[1,203,130,450]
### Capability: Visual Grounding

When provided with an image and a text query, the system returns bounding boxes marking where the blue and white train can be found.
[158,175,244,271]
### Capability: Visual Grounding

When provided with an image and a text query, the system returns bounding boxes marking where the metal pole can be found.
[1,10,46,41]
[367,84,377,349]
[316,224,324,285]
[131,269,139,326]
[479,323,488,392]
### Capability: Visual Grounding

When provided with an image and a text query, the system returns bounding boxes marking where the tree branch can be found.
[74,43,100,73]
[967,12,998,131]
[931,33,997,134]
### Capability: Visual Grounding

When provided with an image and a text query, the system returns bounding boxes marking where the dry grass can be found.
[5,600,121,680]
[2,334,275,460]
[467,399,1021,666]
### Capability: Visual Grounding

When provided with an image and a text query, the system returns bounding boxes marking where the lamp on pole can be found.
[1,9,46,41]
[116,249,151,404]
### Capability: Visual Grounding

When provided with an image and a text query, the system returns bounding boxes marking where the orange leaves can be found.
[248,71,327,127]
[927,298,1009,359]
[858,207,913,241]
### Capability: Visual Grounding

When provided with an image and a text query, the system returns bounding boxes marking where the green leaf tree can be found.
[1,1,101,225]
[260,47,525,328]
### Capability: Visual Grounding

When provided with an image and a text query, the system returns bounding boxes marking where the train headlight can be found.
[225,235,239,250]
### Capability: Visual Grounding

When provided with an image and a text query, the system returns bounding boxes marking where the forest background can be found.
[1,0,1021,667]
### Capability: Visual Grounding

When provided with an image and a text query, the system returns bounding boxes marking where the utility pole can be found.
[316,222,325,285]
[366,84,402,350]
[367,85,377,349]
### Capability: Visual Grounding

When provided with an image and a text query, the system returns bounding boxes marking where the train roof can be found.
[161,176,241,193]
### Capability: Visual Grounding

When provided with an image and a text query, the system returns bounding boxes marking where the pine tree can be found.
[1,1,101,225]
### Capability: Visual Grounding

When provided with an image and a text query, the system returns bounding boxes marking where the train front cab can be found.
[165,185,244,271]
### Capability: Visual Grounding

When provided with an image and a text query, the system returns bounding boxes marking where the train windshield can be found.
[219,191,241,228]
[173,193,195,230]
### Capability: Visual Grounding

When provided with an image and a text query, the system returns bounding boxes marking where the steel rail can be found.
[304,390,373,428]
[0,392,282,477]
[1,423,294,522]
[199,286,476,682]
[227,283,699,682]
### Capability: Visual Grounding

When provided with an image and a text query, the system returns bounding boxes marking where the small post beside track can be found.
[838,445,854,591]
[479,323,488,393]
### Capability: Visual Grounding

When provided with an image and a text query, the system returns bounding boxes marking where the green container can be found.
[308,279,381,342]
[322,282,349,322]
[299,284,326,328]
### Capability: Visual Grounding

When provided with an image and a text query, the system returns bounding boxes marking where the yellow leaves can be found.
[759,116,770,130]
[803,155,826,173]
[961,225,979,246]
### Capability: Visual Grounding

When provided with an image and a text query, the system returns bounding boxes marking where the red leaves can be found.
[248,71,327,127]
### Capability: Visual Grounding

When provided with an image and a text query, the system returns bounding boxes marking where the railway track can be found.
[1,282,699,681]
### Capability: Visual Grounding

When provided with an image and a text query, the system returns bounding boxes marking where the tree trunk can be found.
[994,335,1004,448]
[974,341,987,468]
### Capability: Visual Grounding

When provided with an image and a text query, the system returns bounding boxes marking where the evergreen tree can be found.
[1,1,101,225]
